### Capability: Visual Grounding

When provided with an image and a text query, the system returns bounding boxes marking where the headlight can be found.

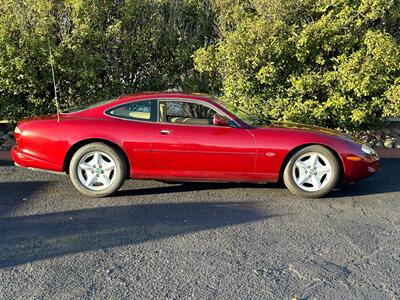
[361,144,376,156]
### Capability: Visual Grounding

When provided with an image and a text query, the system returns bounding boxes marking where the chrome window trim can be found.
[157,98,241,128]
[103,97,241,128]
[103,99,156,123]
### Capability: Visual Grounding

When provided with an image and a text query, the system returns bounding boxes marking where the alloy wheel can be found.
[77,151,117,191]
[292,152,332,192]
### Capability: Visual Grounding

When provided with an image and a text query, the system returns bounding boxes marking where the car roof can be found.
[115,91,215,104]
[63,92,219,118]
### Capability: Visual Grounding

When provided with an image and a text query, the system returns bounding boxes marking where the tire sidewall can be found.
[69,143,127,197]
[283,145,340,198]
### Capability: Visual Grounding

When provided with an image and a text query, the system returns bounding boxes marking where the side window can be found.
[106,100,154,121]
[159,101,216,126]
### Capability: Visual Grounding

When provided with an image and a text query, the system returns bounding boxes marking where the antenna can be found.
[48,38,60,122]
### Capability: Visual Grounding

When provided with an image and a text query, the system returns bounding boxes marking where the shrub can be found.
[194,0,400,130]
[0,0,215,121]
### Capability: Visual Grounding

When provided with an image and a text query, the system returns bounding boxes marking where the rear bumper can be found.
[342,154,380,183]
[11,146,63,172]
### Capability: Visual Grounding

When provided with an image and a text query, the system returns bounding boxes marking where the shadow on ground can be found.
[331,158,400,198]
[0,201,273,268]
[0,158,398,268]
[0,160,13,167]
[114,182,284,197]
[114,158,400,198]
[0,181,50,217]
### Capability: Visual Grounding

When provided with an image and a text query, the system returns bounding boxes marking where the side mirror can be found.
[213,114,230,127]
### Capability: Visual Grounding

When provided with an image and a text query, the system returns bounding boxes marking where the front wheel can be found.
[69,142,127,197]
[283,145,340,198]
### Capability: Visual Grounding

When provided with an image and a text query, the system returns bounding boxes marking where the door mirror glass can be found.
[213,114,230,127]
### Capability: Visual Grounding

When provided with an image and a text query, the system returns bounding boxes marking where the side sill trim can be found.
[14,163,66,175]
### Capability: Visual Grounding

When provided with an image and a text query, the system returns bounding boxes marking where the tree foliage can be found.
[194,0,400,130]
[0,0,399,130]
[0,0,215,121]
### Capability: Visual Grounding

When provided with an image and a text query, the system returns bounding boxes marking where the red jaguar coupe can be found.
[12,92,379,198]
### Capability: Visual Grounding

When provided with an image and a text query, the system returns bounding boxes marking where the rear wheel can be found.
[69,142,127,197]
[283,145,340,198]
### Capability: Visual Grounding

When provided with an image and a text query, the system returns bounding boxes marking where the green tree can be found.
[194,0,400,130]
[2,0,399,130]
[0,0,215,121]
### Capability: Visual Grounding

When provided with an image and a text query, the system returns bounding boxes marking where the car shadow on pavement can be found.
[0,181,51,217]
[114,182,284,197]
[0,160,13,167]
[331,158,400,198]
[114,158,399,198]
[0,201,275,269]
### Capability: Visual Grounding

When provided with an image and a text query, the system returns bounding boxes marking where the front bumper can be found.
[342,153,380,183]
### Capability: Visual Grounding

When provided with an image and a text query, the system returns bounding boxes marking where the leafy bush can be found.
[0,0,215,121]
[194,0,400,130]
[1,0,399,131]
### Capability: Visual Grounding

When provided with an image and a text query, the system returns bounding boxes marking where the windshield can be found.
[213,97,267,126]
[62,98,116,113]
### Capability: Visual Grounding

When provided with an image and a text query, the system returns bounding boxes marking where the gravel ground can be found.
[0,159,399,299]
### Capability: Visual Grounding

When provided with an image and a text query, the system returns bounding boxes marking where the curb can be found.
[376,148,400,158]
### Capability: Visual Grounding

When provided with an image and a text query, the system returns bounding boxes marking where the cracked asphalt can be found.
[0,158,399,299]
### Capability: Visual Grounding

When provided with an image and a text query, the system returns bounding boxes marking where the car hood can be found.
[261,121,362,143]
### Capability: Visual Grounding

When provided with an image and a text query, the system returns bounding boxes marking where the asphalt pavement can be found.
[0,159,399,299]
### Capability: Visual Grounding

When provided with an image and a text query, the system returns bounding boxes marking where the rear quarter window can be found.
[105,100,156,121]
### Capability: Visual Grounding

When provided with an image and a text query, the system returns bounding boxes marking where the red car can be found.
[12,92,379,198]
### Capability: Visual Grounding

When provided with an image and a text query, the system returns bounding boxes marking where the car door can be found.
[104,99,159,178]
[149,99,257,180]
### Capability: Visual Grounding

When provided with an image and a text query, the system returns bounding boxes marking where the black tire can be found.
[69,142,127,197]
[283,145,340,198]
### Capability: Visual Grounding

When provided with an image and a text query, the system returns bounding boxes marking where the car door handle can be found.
[160,129,172,135]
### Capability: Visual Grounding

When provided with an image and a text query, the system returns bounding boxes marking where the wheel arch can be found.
[63,138,131,177]
[278,143,344,182]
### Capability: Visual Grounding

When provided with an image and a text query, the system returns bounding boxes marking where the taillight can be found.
[14,126,21,144]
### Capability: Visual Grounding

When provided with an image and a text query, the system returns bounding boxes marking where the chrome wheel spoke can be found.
[296,173,309,185]
[316,165,331,176]
[311,175,322,189]
[308,153,318,167]
[85,174,97,187]
[295,161,308,171]
[79,162,92,171]
[103,161,115,172]
[100,175,111,186]
[91,152,102,166]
